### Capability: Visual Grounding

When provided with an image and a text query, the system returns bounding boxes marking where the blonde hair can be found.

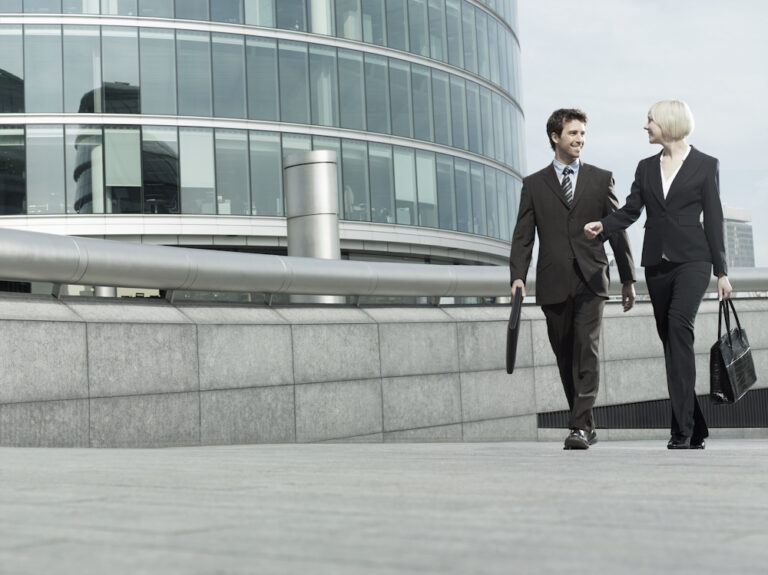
[648,100,695,141]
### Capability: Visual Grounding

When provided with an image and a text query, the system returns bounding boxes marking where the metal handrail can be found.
[0,227,766,298]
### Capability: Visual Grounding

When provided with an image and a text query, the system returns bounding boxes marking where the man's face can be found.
[552,119,585,163]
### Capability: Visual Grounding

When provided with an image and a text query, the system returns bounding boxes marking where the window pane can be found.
[177,31,212,117]
[436,153,455,230]
[0,26,24,113]
[454,157,471,232]
[0,0,21,12]
[497,169,509,241]
[385,0,407,51]
[475,9,489,78]
[101,0,137,15]
[361,0,385,46]
[276,0,306,31]
[139,0,172,17]
[445,0,463,67]
[470,161,485,235]
[24,0,60,12]
[411,63,433,141]
[175,0,207,20]
[66,125,103,214]
[450,76,467,150]
[64,27,101,113]
[309,0,333,35]
[24,26,63,113]
[212,33,246,119]
[369,142,394,223]
[0,126,25,215]
[389,59,412,138]
[309,44,339,127]
[246,37,278,121]
[215,129,249,215]
[278,40,309,124]
[408,0,428,57]
[142,125,179,214]
[63,0,100,13]
[428,0,446,62]
[466,81,481,154]
[484,165,498,238]
[281,132,311,158]
[503,100,513,167]
[364,53,389,134]
[416,150,436,228]
[492,92,504,161]
[341,139,369,221]
[393,146,415,225]
[179,127,215,214]
[26,125,65,215]
[211,0,243,23]
[102,27,140,114]
[104,126,141,213]
[480,86,494,158]
[140,28,176,115]
[461,2,476,74]
[245,0,274,26]
[335,0,361,40]
[249,130,282,216]
[312,135,342,214]
[431,70,451,146]
[338,48,365,130]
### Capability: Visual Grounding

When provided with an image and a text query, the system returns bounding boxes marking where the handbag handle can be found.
[718,298,743,349]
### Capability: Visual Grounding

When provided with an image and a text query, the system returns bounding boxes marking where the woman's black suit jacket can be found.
[601,146,727,277]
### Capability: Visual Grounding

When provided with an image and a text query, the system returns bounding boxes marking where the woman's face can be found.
[644,117,663,144]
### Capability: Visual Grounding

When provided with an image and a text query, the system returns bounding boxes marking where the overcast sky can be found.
[517,0,768,266]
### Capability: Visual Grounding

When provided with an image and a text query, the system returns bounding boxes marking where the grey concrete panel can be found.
[458,320,533,371]
[382,373,461,431]
[363,307,453,323]
[198,324,293,390]
[462,415,538,441]
[295,379,382,442]
[602,314,661,360]
[87,323,199,397]
[460,368,535,421]
[384,424,462,442]
[530,319,556,367]
[321,432,384,443]
[200,387,295,445]
[0,320,88,403]
[604,357,668,404]
[533,365,570,413]
[292,323,380,383]
[442,306,510,322]
[735,310,768,349]
[0,399,89,447]
[90,392,199,447]
[176,305,287,325]
[275,307,373,324]
[65,300,191,323]
[379,322,459,377]
[0,296,81,321]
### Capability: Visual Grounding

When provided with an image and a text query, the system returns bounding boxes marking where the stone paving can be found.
[1,439,767,574]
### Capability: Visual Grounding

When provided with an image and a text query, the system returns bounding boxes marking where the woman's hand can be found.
[717,275,732,301]
[584,221,603,240]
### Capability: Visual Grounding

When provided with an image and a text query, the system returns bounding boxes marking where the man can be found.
[509,108,636,450]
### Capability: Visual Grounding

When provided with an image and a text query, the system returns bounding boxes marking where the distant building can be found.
[723,206,755,268]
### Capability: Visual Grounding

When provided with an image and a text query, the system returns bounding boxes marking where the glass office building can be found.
[0,0,523,290]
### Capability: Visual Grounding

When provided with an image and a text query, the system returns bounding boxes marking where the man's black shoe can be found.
[564,428,590,450]
[588,429,598,445]
[667,435,691,449]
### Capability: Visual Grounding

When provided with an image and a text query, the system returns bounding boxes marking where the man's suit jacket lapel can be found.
[570,163,590,210]
[542,165,570,209]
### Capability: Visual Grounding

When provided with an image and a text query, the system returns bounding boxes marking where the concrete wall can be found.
[0,295,766,447]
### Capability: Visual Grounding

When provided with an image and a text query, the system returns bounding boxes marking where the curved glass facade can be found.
[0,0,523,260]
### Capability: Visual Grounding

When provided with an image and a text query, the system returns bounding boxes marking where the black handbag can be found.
[710,299,757,404]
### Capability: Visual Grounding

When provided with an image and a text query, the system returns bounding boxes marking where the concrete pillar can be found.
[283,150,343,304]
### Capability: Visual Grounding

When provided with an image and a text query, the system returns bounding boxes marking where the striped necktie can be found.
[561,166,573,207]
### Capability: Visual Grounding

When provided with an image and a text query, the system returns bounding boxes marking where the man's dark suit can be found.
[601,146,726,441]
[509,162,635,432]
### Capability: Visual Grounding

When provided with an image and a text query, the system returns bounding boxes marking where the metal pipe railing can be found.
[0,227,766,298]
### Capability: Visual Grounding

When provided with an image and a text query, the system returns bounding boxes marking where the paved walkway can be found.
[1,440,767,574]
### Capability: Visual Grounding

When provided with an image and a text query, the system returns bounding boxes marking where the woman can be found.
[584,99,732,450]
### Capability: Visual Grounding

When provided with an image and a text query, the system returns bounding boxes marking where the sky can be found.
[517,0,768,266]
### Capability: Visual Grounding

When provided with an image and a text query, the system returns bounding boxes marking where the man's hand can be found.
[621,282,635,312]
[584,221,603,240]
[717,275,732,301]
[511,279,525,299]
